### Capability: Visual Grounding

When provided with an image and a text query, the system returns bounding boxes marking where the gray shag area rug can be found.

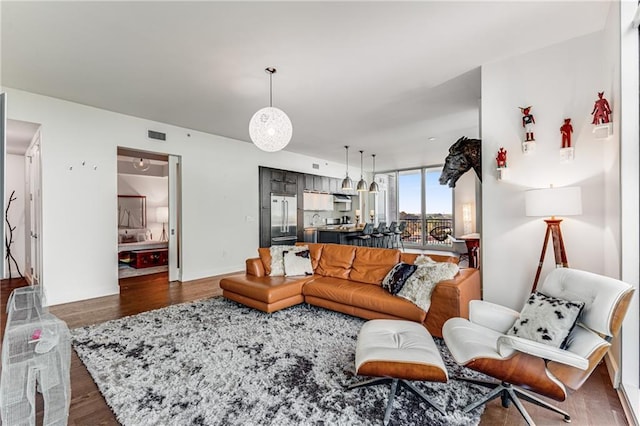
[71,298,488,426]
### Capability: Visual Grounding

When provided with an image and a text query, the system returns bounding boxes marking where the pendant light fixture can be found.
[341,145,353,190]
[249,67,293,152]
[369,154,379,193]
[356,150,368,192]
[132,157,150,172]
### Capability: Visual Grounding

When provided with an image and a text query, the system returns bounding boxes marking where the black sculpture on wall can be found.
[439,137,481,188]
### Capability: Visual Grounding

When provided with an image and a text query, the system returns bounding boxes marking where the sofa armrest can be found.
[425,268,481,337]
[246,258,266,277]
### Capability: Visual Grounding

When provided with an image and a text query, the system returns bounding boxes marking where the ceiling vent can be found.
[148,130,166,141]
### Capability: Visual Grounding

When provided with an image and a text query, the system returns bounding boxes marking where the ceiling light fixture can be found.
[357,150,368,192]
[341,146,353,190]
[132,157,150,172]
[369,154,379,193]
[249,67,293,152]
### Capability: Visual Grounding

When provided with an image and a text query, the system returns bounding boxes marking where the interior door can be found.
[25,131,42,284]
[168,155,181,282]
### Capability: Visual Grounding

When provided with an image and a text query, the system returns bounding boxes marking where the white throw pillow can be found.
[269,245,308,276]
[507,292,584,348]
[283,249,314,277]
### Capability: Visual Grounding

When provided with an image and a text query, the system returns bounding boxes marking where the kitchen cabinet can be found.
[259,166,303,247]
[303,192,333,211]
[304,174,314,191]
[313,175,329,192]
[329,178,340,194]
[304,174,330,193]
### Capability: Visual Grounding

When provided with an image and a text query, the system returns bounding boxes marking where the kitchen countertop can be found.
[316,226,361,232]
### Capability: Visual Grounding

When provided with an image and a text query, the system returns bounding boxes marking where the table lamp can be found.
[157,206,169,241]
[525,186,582,291]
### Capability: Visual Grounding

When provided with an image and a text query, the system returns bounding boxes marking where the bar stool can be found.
[394,222,407,251]
[370,221,387,248]
[348,223,373,246]
[385,222,398,248]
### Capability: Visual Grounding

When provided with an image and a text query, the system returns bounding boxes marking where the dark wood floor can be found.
[1,274,628,426]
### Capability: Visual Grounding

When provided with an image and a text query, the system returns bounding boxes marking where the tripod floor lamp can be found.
[525,186,582,291]
[157,206,169,241]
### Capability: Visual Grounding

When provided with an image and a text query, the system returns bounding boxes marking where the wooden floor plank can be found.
[0,274,628,425]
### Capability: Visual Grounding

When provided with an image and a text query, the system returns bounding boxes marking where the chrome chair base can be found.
[349,377,445,425]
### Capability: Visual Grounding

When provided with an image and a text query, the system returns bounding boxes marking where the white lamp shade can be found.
[156,206,169,223]
[525,186,582,217]
[249,106,293,152]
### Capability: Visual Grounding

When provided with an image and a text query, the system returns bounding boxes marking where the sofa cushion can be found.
[220,274,311,304]
[303,276,426,323]
[350,246,401,285]
[315,244,356,280]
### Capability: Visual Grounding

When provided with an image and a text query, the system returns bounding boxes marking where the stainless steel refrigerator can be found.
[270,194,298,245]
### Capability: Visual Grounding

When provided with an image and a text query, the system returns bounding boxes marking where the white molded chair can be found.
[442,268,634,425]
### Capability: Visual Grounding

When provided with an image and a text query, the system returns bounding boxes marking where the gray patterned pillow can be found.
[382,263,417,295]
[507,292,585,349]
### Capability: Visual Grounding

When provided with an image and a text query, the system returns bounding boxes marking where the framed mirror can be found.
[118,195,146,229]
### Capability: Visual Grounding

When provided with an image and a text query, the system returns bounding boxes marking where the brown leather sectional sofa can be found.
[220,243,481,337]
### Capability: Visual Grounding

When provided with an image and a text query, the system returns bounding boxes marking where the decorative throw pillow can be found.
[283,250,314,277]
[507,292,585,349]
[269,245,308,276]
[382,263,418,295]
[396,261,459,312]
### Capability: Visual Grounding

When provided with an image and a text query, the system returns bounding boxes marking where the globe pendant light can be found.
[356,150,368,192]
[132,157,150,172]
[249,67,293,152]
[341,145,353,190]
[369,154,379,193]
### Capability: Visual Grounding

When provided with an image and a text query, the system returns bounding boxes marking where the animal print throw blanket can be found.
[396,255,460,312]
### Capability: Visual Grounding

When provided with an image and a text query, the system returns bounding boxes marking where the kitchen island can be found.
[316,226,362,245]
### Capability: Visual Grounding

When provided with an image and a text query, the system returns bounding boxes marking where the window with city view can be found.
[398,167,452,247]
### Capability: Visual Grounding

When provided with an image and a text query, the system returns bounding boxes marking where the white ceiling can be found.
[1,1,610,171]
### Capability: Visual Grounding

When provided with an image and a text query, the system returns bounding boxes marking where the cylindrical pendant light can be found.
[249,67,293,152]
[356,150,368,192]
[341,146,353,190]
[369,154,379,193]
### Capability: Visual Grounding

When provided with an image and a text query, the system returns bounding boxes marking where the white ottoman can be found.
[349,319,448,425]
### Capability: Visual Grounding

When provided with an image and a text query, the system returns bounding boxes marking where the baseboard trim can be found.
[618,386,640,426]
[605,350,621,388]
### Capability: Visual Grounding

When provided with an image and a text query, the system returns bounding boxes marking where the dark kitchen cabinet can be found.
[304,174,315,191]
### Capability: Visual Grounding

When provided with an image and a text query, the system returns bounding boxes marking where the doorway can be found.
[4,118,42,283]
[116,147,181,284]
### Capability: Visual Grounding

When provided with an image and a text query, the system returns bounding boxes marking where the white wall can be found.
[3,87,349,305]
[453,170,478,235]
[4,154,26,278]
[481,31,614,310]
